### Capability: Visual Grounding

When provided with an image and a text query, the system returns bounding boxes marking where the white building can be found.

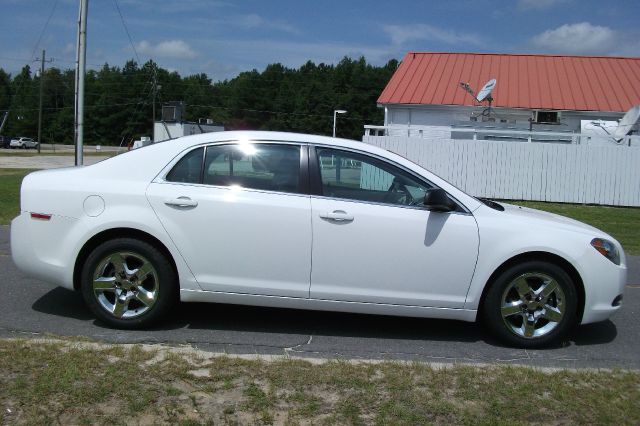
[153,102,224,142]
[367,52,640,146]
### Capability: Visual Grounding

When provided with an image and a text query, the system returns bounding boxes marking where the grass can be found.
[0,338,638,425]
[0,169,34,225]
[511,201,640,255]
[0,167,638,254]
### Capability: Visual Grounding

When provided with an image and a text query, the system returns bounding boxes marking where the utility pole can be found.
[152,63,157,124]
[74,0,88,166]
[0,111,8,135]
[36,49,53,154]
[152,64,160,138]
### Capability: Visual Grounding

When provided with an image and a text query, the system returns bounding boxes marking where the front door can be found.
[309,147,479,308]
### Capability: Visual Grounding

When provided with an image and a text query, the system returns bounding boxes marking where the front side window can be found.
[316,148,432,206]
[203,143,301,193]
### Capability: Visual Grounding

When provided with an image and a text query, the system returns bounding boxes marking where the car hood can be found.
[496,202,607,237]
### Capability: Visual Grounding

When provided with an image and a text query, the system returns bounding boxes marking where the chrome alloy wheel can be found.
[500,272,566,339]
[92,252,159,319]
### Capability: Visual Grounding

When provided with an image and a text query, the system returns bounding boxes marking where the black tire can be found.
[81,238,178,329]
[482,260,578,348]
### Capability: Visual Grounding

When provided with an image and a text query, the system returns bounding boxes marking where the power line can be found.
[113,0,140,64]
[111,0,161,141]
[2,0,60,136]
[28,1,59,63]
[12,100,380,122]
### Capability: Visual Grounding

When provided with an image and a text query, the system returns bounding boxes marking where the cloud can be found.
[134,40,198,59]
[383,24,483,47]
[204,38,394,78]
[119,0,230,13]
[532,22,617,55]
[201,60,241,81]
[236,14,300,34]
[518,0,568,10]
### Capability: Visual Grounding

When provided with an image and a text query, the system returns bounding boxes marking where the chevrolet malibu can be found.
[11,131,626,347]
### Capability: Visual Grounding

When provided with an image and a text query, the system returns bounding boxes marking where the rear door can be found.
[147,141,312,298]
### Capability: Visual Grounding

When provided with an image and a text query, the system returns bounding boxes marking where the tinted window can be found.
[166,147,204,183]
[203,143,301,193]
[316,148,432,206]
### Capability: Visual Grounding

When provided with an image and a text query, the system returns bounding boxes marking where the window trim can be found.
[309,145,470,214]
[159,140,310,197]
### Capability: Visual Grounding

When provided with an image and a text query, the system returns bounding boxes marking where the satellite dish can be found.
[613,105,640,140]
[476,79,497,102]
[459,78,498,119]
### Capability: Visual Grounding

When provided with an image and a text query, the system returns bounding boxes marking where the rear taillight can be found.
[30,213,52,221]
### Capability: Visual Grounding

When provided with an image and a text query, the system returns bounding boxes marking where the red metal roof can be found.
[378,52,640,113]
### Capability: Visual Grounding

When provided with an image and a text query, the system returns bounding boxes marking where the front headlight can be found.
[590,238,621,265]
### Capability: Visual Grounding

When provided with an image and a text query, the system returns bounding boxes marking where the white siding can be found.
[363,135,640,207]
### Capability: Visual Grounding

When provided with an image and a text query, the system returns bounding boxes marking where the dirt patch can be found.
[1,337,639,425]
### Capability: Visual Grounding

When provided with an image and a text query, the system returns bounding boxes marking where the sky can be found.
[1,0,639,81]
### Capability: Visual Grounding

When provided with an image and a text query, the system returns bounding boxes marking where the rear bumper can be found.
[11,212,77,289]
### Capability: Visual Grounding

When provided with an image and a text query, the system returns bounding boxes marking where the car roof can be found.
[163,130,368,152]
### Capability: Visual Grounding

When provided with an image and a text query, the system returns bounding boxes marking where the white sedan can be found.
[11,131,626,347]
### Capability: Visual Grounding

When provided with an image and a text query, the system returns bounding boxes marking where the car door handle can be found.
[164,196,198,208]
[319,210,354,222]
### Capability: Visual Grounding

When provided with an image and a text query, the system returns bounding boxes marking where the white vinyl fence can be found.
[362,136,640,207]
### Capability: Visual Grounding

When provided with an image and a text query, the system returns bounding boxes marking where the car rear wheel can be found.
[482,261,578,348]
[81,238,177,329]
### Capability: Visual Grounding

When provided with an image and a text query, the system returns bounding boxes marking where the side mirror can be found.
[423,188,456,212]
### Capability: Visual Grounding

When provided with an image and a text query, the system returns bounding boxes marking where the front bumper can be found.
[579,249,627,325]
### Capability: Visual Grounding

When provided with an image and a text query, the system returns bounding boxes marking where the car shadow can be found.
[169,302,487,343]
[31,287,94,321]
[571,320,617,346]
[31,288,619,348]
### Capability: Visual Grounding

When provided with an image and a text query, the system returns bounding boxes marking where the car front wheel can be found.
[81,238,178,329]
[482,260,578,348]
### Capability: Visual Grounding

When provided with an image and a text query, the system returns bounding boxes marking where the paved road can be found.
[0,155,109,169]
[1,225,638,369]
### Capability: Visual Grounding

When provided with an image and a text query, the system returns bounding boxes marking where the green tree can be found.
[0,55,398,144]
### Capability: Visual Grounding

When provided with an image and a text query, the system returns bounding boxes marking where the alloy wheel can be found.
[500,272,566,339]
[92,251,159,319]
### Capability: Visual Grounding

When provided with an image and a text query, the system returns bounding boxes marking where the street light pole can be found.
[37,50,45,154]
[36,49,53,154]
[333,109,347,137]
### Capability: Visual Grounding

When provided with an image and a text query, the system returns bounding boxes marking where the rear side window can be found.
[203,144,301,194]
[166,147,204,183]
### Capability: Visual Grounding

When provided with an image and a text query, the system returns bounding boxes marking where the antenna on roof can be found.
[459,78,497,118]
[459,82,475,98]
[591,105,640,144]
